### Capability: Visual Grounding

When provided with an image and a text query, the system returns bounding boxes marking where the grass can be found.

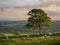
[0,34,60,45]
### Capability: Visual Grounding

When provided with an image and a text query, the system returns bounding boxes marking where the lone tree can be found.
[26,9,51,34]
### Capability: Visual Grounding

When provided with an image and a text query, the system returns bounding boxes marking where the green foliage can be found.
[0,33,60,45]
[29,34,45,37]
[26,9,51,34]
[0,35,60,45]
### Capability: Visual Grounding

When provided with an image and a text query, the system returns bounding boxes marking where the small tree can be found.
[26,9,51,34]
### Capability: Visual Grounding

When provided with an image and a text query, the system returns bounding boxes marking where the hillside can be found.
[0,20,60,33]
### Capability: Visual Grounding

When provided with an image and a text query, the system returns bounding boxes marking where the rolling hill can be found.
[0,20,60,33]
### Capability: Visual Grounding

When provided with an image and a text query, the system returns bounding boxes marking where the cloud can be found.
[0,0,60,20]
[43,4,60,12]
[0,8,30,20]
[50,15,60,20]
[0,0,60,8]
[40,4,60,20]
[0,0,52,8]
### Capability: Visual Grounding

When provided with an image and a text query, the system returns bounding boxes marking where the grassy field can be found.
[0,33,60,45]
[0,20,60,45]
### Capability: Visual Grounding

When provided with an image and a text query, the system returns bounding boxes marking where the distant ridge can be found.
[0,20,60,33]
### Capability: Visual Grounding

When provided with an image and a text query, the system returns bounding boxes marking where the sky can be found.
[0,0,60,20]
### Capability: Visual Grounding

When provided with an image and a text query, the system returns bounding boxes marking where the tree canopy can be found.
[26,9,51,34]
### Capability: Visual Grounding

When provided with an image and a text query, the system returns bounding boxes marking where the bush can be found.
[53,33,60,36]
[19,35,27,37]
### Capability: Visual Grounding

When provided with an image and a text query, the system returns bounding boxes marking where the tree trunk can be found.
[39,26,43,34]
[38,21,43,34]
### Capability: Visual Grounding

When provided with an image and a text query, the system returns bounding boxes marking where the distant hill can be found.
[0,20,60,33]
[51,21,60,32]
